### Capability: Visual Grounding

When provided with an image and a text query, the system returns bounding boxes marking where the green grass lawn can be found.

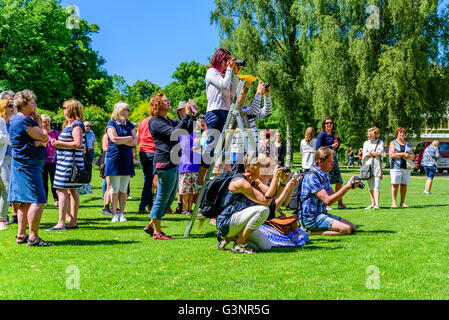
[1,159,449,300]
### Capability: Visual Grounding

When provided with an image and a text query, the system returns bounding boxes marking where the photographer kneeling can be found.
[216,154,282,254]
[299,147,358,235]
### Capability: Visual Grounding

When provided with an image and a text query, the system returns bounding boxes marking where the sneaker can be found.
[337,205,351,210]
[118,214,127,222]
[373,206,380,209]
[127,195,132,200]
[424,191,432,194]
[102,208,113,216]
[153,232,173,240]
[231,243,257,254]
[365,205,374,210]
[217,234,229,250]
[111,214,119,223]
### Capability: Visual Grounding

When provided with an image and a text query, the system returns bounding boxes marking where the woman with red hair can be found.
[143,94,197,240]
[197,48,243,185]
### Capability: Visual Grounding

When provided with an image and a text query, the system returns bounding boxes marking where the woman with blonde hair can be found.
[362,127,384,209]
[0,99,15,230]
[9,90,50,246]
[300,127,317,172]
[48,100,86,231]
[422,140,440,194]
[104,102,137,223]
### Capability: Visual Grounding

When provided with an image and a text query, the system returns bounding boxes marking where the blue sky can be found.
[61,0,449,88]
[60,0,221,87]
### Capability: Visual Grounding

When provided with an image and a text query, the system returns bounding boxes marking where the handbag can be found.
[69,129,92,184]
[406,159,415,170]
[265,214,298,235]
[360,140,380,180]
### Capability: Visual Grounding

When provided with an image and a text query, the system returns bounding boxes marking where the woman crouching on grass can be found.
[216,154,282,254]
[143,94,197,240]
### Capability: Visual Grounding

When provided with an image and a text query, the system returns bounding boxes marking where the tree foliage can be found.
[0,0,112,110]
[211,0,449,161]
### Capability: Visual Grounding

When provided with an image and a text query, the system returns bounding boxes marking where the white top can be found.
[362,139,385,178]
[206,67,239,112]
[300,138,317,170]
[0,118,11,167]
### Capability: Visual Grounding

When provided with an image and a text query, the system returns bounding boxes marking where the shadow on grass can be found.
[54,239,140,246]
[308,239,342,243]
[355,230,396,234]
[271,245,344,253]
[177,231,217,239]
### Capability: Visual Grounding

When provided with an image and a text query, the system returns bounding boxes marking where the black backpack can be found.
[287,170,322,214]
[199,170,240,219]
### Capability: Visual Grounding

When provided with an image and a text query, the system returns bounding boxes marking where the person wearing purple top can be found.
[41,114,60,206]
[178,131,201,215]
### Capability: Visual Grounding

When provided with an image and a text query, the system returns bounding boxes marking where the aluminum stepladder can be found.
[183,75,259,237]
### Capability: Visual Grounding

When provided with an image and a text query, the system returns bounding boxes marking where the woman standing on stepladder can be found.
[197,48,243,186]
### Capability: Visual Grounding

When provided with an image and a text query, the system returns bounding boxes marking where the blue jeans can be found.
[202,110,229,168]
[149,167,179,220]
[139,152,155,211]
[424,166,436,179]
[102,179,107,198]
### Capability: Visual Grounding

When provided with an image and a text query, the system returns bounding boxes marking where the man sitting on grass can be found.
[299,147,358,235]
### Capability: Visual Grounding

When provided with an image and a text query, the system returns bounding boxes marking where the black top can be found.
[276,143,286,166]
[149,114,194,174]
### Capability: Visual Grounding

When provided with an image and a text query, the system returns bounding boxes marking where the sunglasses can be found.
[7,104,14,109]
[325,122,333,125]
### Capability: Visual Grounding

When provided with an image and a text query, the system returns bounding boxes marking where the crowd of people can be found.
[0,48,442,253]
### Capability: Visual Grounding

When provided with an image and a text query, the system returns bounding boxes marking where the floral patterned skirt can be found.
[178,172,200,195]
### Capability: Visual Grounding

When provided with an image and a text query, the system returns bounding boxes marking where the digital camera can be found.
[351,177,365,189]
[235,59,246,67]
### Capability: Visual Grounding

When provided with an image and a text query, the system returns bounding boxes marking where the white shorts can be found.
[109,176,130,194]
[390,169,411,186]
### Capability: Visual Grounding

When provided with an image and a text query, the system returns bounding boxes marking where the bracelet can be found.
[264,195,274,200]
[280,184,287,187]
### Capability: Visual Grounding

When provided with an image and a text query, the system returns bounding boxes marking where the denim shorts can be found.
[424,166,436,179]
[299,213,342,231]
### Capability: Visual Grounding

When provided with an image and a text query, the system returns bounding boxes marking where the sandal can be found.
[27,237,52,247]
[16,235,29,244]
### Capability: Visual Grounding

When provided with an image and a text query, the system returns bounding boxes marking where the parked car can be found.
[414,141,449,174]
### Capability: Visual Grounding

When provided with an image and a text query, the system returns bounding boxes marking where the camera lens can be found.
[235,59,246,67]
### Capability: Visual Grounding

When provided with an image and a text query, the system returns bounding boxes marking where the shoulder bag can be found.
[360,140,380,180]
[265,214,298,235]
[69,128,92,184]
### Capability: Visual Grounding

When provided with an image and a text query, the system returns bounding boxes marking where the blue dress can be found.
[53,121,86,190]
[104,120,135,177]
[8,115,47,204]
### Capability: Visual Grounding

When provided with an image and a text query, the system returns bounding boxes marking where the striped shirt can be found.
[242,94,272,153]
[53,121,86,189]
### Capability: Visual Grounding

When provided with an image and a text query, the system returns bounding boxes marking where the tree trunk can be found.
[285,111,294,167]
